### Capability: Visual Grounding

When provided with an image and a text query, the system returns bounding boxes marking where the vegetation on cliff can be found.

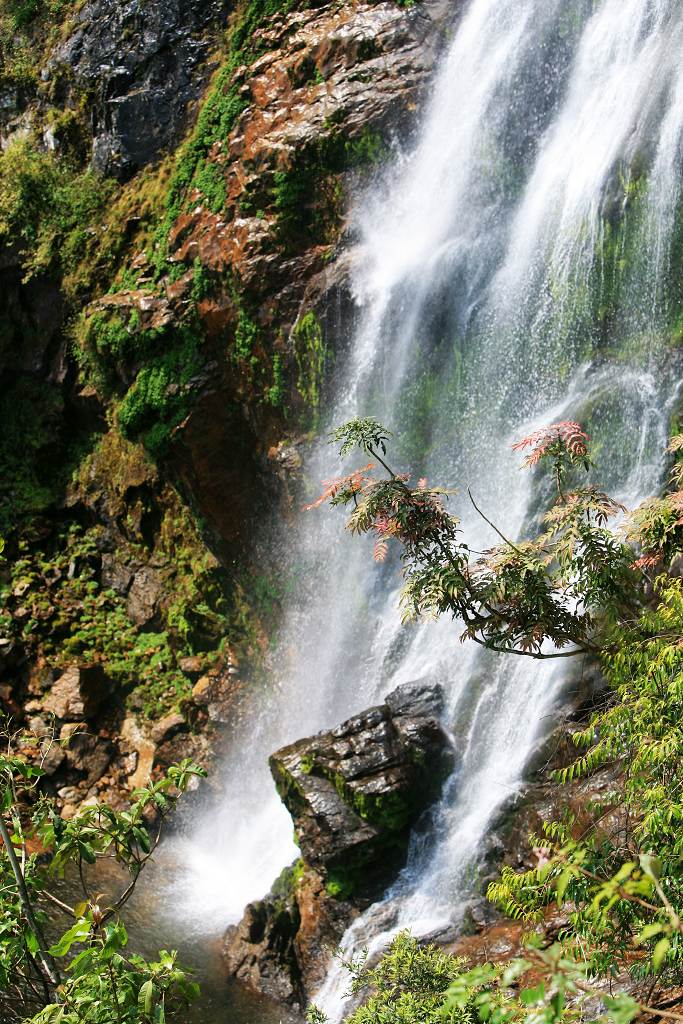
[0,0,414,759]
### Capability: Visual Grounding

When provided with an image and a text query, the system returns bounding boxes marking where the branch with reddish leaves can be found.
[307,417,653,660]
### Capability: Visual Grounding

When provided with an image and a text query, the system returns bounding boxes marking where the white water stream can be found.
[162,0,683,1016]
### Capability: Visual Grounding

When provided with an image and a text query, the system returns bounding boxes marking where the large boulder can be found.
[224,681,455,1005]
[270,680,455,893]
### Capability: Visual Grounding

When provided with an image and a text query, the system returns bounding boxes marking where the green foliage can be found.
[0,138,116,286]
[270,858,305,910]
[0,377,63,532]
[444,943,643,1024]
[273,129,387,248]
[234,308,260,362]
[484,576,683,982]
[190,258,212,303]
[556,576,683,856]
[0,746,204,1023]
[627,435,683,566]
[0,0,72,89]
[325,869,355,901]
[330,417,392,458]
[267,353,285,406]
[77,314,206,460]
[309,933,477,1024]
[0,516,232,718]
[0,0,68,30]
[321,419,637,658]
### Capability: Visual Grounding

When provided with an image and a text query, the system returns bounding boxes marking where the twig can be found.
[40,889,76,917]
[467,488,526,556]
[469,633,587,660]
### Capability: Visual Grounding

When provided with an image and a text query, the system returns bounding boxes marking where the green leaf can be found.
[652,936,670,971]
[501,959,531,986]
[139,979,155,1015]
[613,861,636,884]
[603,994,640,1024]
[520,983,545,1005]
[556,868,574,904]
[32,1005,65,1023]
[79,841,97,864]
[134,825,152,853]
[635,922,664,944]
[639,854,662,882]
[49,918,91,957]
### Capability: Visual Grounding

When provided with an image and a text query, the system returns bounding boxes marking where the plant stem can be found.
[0,812,60,991]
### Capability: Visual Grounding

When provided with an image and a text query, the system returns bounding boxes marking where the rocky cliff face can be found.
[0,0,453,806]
[224,681,455,1005]
[48,0,229,179]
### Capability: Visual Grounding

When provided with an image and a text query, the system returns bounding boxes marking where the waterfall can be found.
[163,0,683,1012]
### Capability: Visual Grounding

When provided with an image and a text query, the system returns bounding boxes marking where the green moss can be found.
[0,0,73,89]
[0,524,191,718]
[1,0,68,29]
[272,128,388,249]
[0,137,117,289]
[77,313,207,460]
[270,759,310,813]
[339,776,416,833]
[325,868,356,900]
[0,375,98,535]
[234,307,260,362]
[0,377,63,531]
[117,336,205,459]
[267,353,286,407]
[191,258,212,302]
[270,858,305,907]
[292,310,325,422]
[1,460,244,720]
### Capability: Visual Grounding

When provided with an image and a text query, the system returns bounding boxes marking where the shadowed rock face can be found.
[48,0,228,179]
[224,681,455,1005]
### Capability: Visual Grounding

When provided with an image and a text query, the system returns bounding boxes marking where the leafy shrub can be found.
[0,749,205,1023]
[308,933,477,1024]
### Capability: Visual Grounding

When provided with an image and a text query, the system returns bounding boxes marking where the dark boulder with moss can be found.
[224,681,455,1005]
[271,680,455,893]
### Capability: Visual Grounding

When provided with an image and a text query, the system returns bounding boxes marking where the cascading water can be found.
[162,0,683,1015]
